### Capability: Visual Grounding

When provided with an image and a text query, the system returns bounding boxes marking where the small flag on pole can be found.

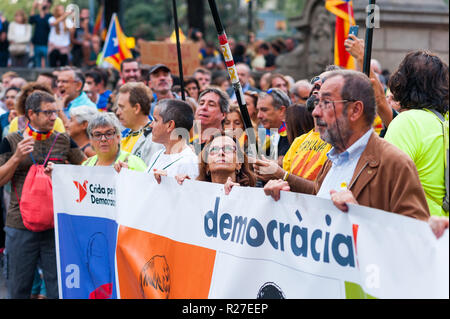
[99,14,133,71]
[325,0,356,70]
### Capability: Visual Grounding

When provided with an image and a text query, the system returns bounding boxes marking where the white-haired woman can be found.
[82,112,147,171]
[68,105,99,157]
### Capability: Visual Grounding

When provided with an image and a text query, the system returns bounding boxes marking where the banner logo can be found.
[73,180,88,203]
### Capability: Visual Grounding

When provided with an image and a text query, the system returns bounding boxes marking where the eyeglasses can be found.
[313,99,356,110]
[36,110,58,117]
[91,131,116,141]
[310,76,322,85]
[208,145,236,155]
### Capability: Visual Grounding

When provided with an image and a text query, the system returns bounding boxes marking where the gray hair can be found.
[155,99,194,132]
[259,87,291,109]
[198,87,230,113]
[87,112,122,138]
[59,66,85,91]
[69,106,99,124]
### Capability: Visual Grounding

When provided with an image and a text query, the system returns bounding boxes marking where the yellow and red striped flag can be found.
[325,0,356,70]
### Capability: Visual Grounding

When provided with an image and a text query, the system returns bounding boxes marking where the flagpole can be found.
[348,0,353,26]
[207,0,258,155]
[172,0,185,101]
[99,13,116,66]
[363,0,376,76]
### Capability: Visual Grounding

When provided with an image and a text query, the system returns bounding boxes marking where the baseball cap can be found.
[150,64,171,75]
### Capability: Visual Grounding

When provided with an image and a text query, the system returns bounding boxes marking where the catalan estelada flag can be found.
[325,0,356,69]
[100,13,133,71]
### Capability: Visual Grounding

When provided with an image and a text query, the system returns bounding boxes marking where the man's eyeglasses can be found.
[310,76,322,85]
[313,99,356,110]
[91,131,116,141]
[37,110,58,117]
[208,145,236,155]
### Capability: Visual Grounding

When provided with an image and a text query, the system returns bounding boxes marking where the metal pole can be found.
[172,0,186,101]
[207,0,258,155]
[363,0,376,76]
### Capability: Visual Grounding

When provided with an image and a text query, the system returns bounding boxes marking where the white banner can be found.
[53,165,449,299]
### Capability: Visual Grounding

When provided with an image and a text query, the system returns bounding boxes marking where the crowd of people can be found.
[0,3,448,301]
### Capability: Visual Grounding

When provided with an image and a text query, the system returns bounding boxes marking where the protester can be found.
[120,58,141,84]
[116,82,163,165]
[199,133,255,193]
[258,72,272,91]
[256,88,291,165]
[84,68,112,112]
[55,66,97,125]
[9,77,27,90]
[227,63,259,100]
[29,0,52,68]
[199,41,223,70]
[177,133,256,194]
[263,69,430,222]
[193,67,212,92]
[184,77,201,101]
[84,34,101,67]
[7,10,32,67]
[192,87,230,153]
[244,90,260,129]
[384,50,449,217]
[9,82,66,134]
[290,80,312,105]
[48,5,72,67]
[268,73,290,96]
[0,87,20,139]
[70,8,92,68]
[212,76,231,94]
[0,91,86,299]
[223,104,246,145]
[82,112,146,171]
[36,72,56,93]
[148,64,177,117]
[67,106,98,157]
[146,99,198,181]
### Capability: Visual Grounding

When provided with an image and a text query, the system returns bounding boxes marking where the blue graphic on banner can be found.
[57,213,118,299]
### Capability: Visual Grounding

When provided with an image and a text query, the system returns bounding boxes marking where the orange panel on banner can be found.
[116,226,216,299]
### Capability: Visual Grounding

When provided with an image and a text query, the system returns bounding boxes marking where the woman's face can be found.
[244,94,257,118]
[223,111,245,135]
[4,89,18,111]
[14,13,25,24]
[185,83,199,100]
[67,116,86,138]
[206,136,241,175]
[90,125,119,156]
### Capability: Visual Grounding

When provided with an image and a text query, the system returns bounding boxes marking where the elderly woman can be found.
[177,132,255,194]
[68,106,98,157]
[82,113,147,171]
